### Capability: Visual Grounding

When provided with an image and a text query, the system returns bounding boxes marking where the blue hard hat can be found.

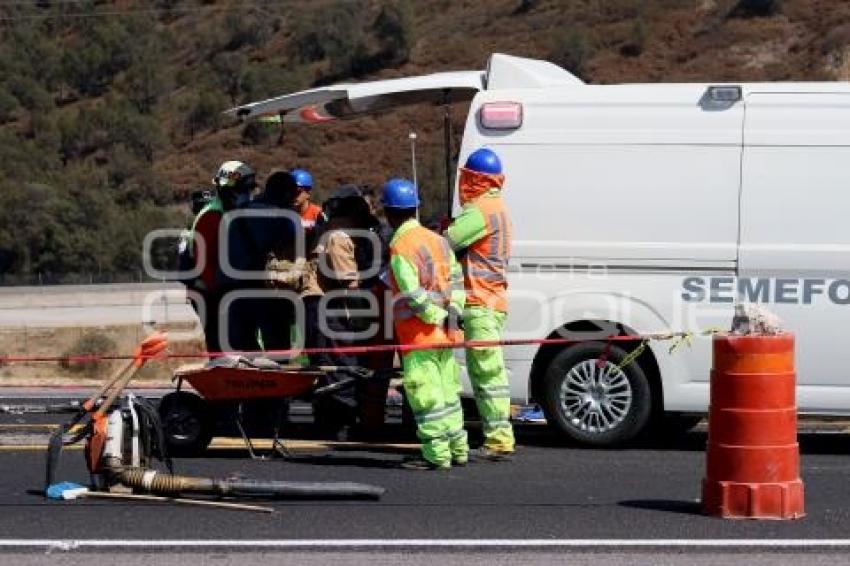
[464,148,502,175]
[291,168,313,190]
[381,178,419,209]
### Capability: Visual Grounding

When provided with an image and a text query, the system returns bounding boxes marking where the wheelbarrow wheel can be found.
[159,392,214,457]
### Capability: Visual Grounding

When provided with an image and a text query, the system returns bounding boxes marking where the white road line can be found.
[2,539,850,549]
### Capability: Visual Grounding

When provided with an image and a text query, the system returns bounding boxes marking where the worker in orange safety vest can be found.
[445,148,515,461]
[290,168,323,235]
[382,177,468,470]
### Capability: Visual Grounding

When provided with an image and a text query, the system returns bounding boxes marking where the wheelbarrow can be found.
[159,356,394,458]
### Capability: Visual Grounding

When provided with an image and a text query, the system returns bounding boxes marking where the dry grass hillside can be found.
[156,0,850,213]
[2,0,850,279]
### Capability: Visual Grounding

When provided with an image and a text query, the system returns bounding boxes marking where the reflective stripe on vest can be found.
[393,242,452,321]
[461,196,511,312]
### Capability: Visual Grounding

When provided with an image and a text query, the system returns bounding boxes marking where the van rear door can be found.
[228,71,483,123]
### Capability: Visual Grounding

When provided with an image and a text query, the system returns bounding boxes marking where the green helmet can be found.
[213,160,256,193]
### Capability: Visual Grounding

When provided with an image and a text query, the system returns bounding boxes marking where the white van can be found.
[231,53,850,446]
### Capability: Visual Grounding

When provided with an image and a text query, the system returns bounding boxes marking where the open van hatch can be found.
[228,70,484,123]
[227,53,579,123]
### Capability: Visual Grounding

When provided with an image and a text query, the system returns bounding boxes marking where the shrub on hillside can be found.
[0,133,56,183]
[58,108,102,162]
[124,50,173,114]
[0,25,62,90]
[184,91,228,138]
[291,0,416,84]
[62,19,134,96]
[8,76,52,112]
[60,331,117,376]
[551,30,592,79]
[222,12,275,51]
[105,144,173,206]
[374,1,415,66]
[293,2,379,81]
[620,17,647,58]
[513,0,539,15]
[292,2,360,64]
[94,100,163,162]
[210,52,251,104]
[0,88,16,123]
[729,0,782,18]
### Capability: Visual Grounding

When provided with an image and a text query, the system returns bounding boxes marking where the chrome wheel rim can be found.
[559,359,632,433]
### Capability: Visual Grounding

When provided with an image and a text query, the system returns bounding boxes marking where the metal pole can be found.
[162,278,168,328]
[443,101,453,219]
[408,131,418,188]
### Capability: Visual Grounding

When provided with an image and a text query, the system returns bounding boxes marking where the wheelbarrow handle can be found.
[309,367,400,398]
[311,377,358,398]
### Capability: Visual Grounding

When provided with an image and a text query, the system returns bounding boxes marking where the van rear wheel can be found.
[540,342,652,446]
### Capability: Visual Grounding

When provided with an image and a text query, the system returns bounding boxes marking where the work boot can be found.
[470,446,514,462]
[400,457,450,471]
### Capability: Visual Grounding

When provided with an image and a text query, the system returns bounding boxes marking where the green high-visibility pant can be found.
[464,306,515,452]
[402,348,469,466]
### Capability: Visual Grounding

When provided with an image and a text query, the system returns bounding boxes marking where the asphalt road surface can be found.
[3,406,850,563]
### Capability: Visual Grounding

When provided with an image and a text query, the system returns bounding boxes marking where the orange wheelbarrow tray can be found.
[177,364,325,402]
[159,357,396,458]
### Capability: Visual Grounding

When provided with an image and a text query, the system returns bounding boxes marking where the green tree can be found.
[183,90,229,138]
[0,24,62,89]
[122,26,174,114]
[8,76,52,113]
[61,18,134,96]
[210,51,250,104]
[222,11,275,51]
[0,87,17,123]
[291,2,369,77]
[0,126,59,179]
[58,108,102,162]
[100,99,164,162]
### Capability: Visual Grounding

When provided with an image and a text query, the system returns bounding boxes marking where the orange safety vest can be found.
[301,203,323,230]
[389,224,455,347]
[461,194,511,312]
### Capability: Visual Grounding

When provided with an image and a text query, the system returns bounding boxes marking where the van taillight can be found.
[479,102,523,130]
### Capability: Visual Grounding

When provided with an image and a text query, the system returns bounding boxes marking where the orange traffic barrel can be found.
[702,333,804,519]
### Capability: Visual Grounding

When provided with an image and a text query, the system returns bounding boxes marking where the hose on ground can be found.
[106,460,385,500]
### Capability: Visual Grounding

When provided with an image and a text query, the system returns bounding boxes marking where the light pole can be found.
[408,131,418,189]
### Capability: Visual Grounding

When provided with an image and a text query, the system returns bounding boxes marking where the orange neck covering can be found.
[458,167,505,205]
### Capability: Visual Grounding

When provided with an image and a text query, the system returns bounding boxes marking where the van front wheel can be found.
[540,342,652,446]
